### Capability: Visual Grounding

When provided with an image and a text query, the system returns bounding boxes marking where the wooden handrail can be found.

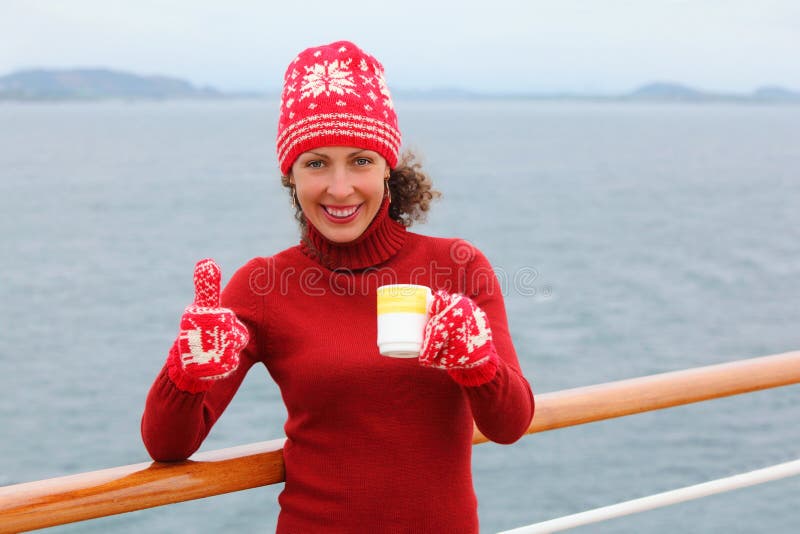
[1,350,798,532]
[476,349,800,443]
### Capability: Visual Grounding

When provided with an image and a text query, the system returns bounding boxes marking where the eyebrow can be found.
[306,149,371,159]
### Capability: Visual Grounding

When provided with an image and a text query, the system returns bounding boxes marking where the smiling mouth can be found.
[323,204,362,219]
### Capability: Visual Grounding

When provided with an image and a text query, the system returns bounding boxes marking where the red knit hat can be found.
[276,41,402,175]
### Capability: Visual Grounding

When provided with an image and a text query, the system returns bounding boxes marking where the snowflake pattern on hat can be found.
[276,41,401,175]
[299,58,357,100]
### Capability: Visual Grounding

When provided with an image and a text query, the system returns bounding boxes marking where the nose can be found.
[326,165,354,199]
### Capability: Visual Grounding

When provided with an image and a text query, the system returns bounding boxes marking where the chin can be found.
[324,228,366,243]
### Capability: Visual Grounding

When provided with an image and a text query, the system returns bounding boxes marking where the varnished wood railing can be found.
[1,350,798,532]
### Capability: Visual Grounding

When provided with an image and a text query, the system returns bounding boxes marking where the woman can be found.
[142,40,534,533]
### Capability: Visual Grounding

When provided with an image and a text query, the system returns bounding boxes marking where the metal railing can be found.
[1,350,798,532]
[500,458,800,533]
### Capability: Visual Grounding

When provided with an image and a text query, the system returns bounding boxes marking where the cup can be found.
[376,284,433,357]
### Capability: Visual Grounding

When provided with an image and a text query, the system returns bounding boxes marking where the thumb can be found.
[429,290,452,316]
[193,258,221,307]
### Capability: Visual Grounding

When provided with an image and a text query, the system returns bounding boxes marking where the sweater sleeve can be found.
[459,245,535,444]
[141,258,265,461]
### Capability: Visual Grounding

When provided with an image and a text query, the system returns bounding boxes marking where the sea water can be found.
[1,99,798,533]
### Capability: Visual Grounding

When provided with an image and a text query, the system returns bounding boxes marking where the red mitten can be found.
[419,290,499,386]
[167,259,249,392]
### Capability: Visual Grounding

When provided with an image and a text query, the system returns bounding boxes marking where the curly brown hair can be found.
[280,150,441,236]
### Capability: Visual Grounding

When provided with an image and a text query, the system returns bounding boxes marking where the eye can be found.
[354,157,371,166]
[305,160,324,169]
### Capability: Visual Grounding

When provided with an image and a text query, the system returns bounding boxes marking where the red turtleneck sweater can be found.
[142,199,534,533]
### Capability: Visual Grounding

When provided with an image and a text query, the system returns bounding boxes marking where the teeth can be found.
[326,205,359,218]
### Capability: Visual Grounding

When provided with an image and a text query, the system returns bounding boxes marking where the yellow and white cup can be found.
[376,284,433,357]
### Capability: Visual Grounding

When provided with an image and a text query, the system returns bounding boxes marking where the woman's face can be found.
[290,146,388,243]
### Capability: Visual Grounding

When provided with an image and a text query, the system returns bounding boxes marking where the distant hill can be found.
[751,85,800,102]
[0,68,224,100]
[626,81,800,103]
[628,82,707,100]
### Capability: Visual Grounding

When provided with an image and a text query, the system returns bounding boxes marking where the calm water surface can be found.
[1,99,798,533]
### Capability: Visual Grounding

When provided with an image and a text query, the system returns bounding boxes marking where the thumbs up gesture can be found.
[175,259,249,382]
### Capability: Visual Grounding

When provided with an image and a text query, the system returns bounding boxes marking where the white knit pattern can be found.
[277,113,401,164]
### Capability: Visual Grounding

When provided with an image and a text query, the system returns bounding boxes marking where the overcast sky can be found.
[2,0,798,94]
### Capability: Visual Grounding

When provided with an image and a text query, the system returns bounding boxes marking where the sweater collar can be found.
[300,196,407,270]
